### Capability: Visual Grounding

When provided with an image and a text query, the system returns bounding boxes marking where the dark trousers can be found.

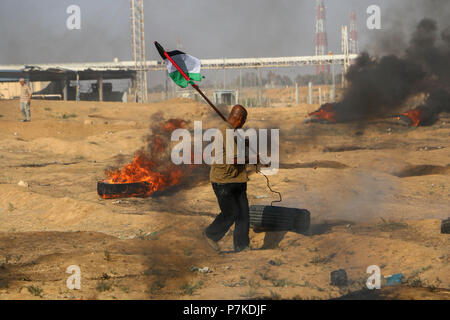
[205,182,250,251]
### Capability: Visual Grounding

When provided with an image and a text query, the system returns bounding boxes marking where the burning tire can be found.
[97,181,150,199]
[249,205,310,234]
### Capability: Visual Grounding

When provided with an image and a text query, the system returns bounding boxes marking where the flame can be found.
[160,119,188,132]
[98,119,191,199]
[101,152,183,199]
[308,103,337,123]
[402,109,424,127]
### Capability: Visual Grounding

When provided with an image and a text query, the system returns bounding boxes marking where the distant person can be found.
[19,78,32,122]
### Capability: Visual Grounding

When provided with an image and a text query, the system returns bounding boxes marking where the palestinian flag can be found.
[154,41,203,88]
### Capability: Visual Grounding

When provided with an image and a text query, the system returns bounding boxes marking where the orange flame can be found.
[101,152,183,198]
[99,119,191,199]
[308,103,337,123]
[160,119,188,132]
[402,109,424,127]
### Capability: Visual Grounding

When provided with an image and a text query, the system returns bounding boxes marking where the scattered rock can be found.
[269,259,283,266]
[198,267,211,274]
[190,266,212,274]
[330,269,348,286]
[18,180,29,188]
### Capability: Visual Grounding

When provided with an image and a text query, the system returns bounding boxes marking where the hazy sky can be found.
[1,0,447,86]
[0,0,412,64]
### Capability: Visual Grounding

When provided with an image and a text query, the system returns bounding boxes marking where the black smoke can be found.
[330,18,450,125]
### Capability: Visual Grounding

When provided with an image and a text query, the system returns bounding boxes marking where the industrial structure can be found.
[341,25,350,88]
[0,63,135,101]
[0,0,359,103]
[349,10,359,54]
[0,54,357,79]
[130,0,148,103]
[0,53,357,100]
[314,0,329,75]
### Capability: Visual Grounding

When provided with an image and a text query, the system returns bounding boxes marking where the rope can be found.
[233,132,283,206]
[255,165,282,206]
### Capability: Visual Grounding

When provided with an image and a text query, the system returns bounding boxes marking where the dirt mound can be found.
[0,99,449,300]
[393,164,450,177]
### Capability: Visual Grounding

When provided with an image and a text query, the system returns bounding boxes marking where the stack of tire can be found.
[249,205,310,234]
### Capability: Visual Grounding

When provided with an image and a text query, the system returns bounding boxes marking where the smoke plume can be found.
[330,17,450,125]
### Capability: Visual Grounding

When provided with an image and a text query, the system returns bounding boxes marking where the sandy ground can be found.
[0,95,448,300]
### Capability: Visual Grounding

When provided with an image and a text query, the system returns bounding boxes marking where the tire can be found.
[249,205,310,234]
[442,218,450,234]
[97,181,149,199]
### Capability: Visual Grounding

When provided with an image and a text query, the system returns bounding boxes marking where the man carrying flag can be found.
[204,104,252,253]
[155,41,257,252]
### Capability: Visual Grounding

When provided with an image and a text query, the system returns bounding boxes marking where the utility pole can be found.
[75,73,80,102]
[223,59,226,89]
[308,82,313,104]
[239,69,243,91]
[257,68,263,106]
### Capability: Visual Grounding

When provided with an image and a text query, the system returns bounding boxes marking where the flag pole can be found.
[155,42,282,204]
[155,41,228,123]
[191,84,227,122]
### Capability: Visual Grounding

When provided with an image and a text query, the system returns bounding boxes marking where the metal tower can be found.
[130,0,148,103]
[315,0,329,75]
[349,10,359,54]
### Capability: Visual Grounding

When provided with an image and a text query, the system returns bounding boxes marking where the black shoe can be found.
[202,231,220,252]
[234,246,251,253]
